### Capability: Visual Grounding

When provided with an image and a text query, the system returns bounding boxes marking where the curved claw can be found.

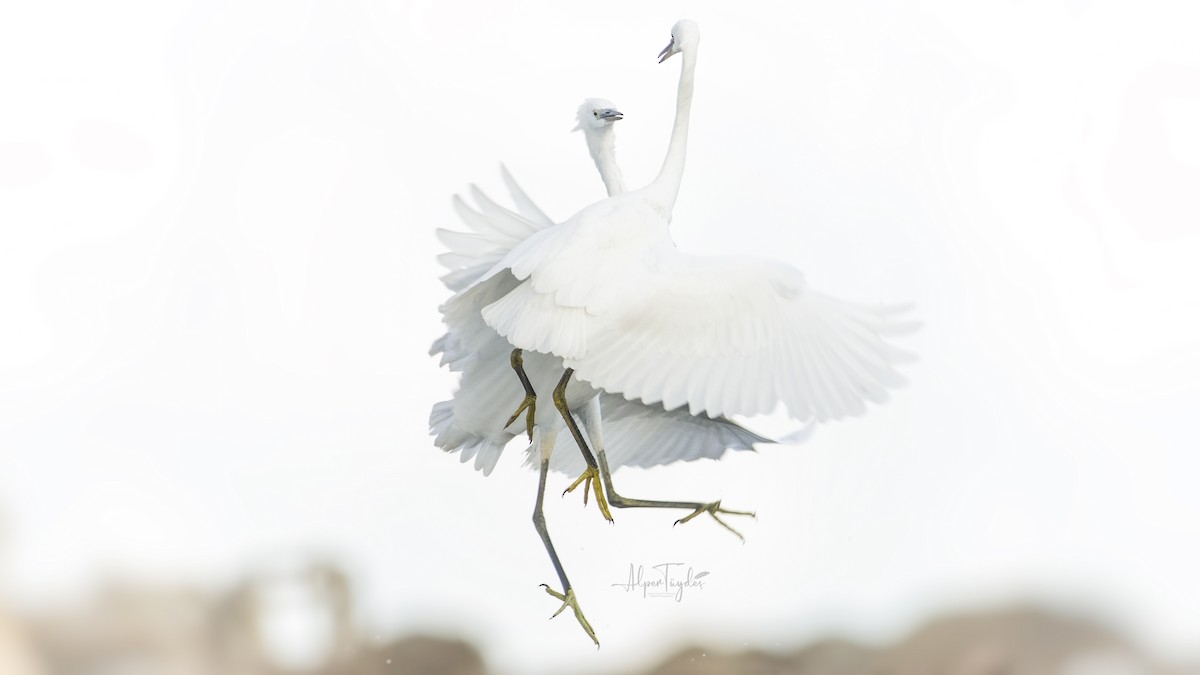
[504,393,537,441]
[673,500,756,542]
[563,467,614,523]
[541,584,599,647]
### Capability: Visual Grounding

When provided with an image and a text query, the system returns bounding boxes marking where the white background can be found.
[2,1,1199,673]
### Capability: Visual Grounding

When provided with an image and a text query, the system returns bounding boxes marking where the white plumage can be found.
[431,98,768,477]
[450,19,912,430]
[429,20,913,646]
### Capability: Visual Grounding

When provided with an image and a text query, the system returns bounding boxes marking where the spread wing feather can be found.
[484,245,913,422]
[568,251,913,421]
[536,393,769,475]
[435,168,558,292]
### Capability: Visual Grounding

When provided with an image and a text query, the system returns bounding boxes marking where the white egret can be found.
[434,99,768,474]
[434,101,773,480]
[438,18,912,645]
[432,98,768,645]
[462,19,909,427]
[452,19,911,524]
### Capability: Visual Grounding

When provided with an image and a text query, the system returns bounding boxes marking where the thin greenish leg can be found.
[503,349,537,441]
[581,396,756,542]
[552,369,613,523]
[533,455,598,647]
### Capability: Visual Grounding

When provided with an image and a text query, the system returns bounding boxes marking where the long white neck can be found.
[646,45,697,210]
[585,126,626,196]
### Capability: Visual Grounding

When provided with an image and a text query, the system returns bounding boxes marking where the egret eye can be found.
[593,111,599,117]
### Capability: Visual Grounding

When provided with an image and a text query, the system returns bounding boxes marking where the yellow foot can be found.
[504,393,536,441]
[541,584,599,647]
[563,467,614,523]
[674,500,756,542]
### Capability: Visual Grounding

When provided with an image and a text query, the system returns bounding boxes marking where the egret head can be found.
[574,98,623,134]
[658,19,699,63]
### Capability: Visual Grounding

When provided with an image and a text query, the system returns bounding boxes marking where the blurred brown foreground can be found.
[2,560,1196,675]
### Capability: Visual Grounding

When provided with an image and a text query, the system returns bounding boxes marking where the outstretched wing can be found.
[431,284,779,475]
[499,164,554,229]
[540,393,771,475]
[436,165,557,292]
[564,252,916,422]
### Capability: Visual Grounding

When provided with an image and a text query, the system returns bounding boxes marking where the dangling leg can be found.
[504,349,537,441]
[552,369,613,523]
[530,429,598,646]
[577,395,756,542]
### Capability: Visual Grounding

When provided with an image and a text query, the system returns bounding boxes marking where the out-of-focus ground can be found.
[2,559,1196,675]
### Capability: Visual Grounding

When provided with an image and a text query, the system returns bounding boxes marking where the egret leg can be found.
[553,369,613,523]
[503,349,537,441]
[578,396,756,542]
[533,454,598,647]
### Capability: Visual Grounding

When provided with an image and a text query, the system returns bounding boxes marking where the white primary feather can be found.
[571,255,914,421]
[537,393,770,476]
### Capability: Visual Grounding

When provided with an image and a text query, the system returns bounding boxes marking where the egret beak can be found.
[597,108,623,121]
[658,38,676,63]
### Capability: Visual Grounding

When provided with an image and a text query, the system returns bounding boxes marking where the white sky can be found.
[2,1,1199,673]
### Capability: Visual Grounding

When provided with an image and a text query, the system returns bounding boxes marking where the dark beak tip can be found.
[657,40,674,62]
